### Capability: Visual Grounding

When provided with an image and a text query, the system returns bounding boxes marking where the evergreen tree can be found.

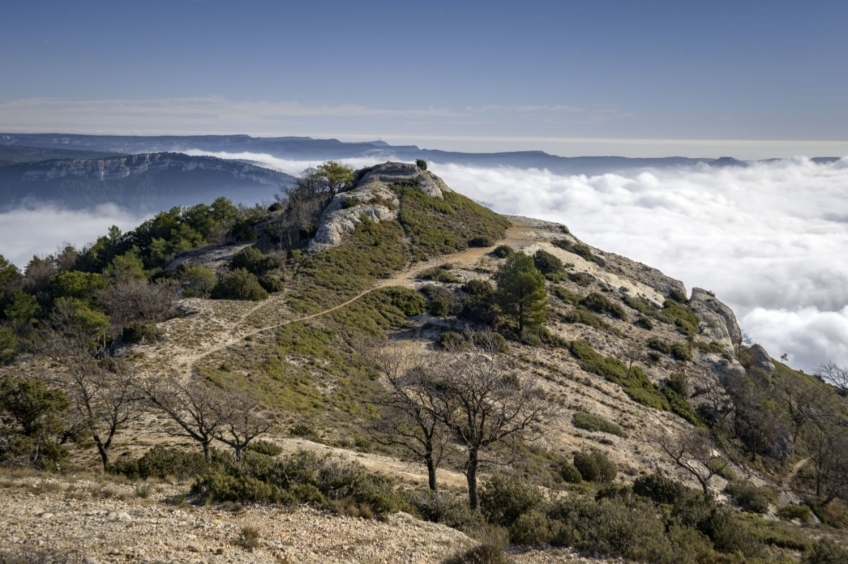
[493,252,546,332]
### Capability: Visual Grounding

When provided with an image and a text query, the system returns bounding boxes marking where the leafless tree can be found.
[691,376,734,427]
[137,375,230,460]
[804,414,848,506]
[366,345,449,491]
[818,363,848,394]
[212,392,273,461]
[653,427,728,498]
[425,351,550,509]
[41,317,139,469]
[100,278,178,334]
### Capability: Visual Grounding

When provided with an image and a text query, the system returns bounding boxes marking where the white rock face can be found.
[689,288,743,353]
[307,162,450,252]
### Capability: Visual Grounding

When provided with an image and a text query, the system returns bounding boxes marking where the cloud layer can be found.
[0,204,148,268]
[205,151,848,371]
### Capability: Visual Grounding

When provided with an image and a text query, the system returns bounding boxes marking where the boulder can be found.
[749,344,776,374]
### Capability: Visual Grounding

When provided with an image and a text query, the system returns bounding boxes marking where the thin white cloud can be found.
[0,204,148,268]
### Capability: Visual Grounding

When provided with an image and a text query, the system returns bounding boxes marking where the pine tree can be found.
[494,252,547,333]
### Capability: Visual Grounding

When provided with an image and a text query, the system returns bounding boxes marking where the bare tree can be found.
[804,414,848,506]
[818,363,848,394]
[137,375,230,460]
[100,278,178,335]
[212,392,273,461]
[425,351,549,509]
[653,427,728,498]
[367,345,449,491]
[41,315,139,470]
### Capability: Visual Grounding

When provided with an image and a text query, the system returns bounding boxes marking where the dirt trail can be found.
[783,457,810,490]
[179,224,534,378]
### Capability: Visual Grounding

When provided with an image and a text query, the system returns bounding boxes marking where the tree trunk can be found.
[466,448,479,510]
[425,452,438,491]
[234,444,243,462]
[95,436,109,470]
[202,440,211,461]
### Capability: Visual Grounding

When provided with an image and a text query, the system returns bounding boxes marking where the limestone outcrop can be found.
[689,288,743,352]
[307,162,451,252]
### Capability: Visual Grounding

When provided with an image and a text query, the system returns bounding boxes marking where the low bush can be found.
[635,316,654,330]
[573,451,612,482]
[109,446,220,481]
[258,274,285,293]
[568,271,594,287]
[550,285,580,305]
[191,450,403,516]
[551,239,605,266]
[776,504,812,522]
[121,321,161,344]
[579,292,626,320]
[509,510,559,545]
[246,440,283,457]
[492,245,514,258]
[420,284,455,317]
[670,342,692,361]
[804,538,848,564]
[480,473,544,528]
[439,331,468,350]
[648,338,672,355]
[533,250,564,276]
[559,462,583,484]
[469,236,495,247]
[725,482,777,514]
[665,372,689,397]
[633,474,688,505]
[572,412,627,438]
[564,308,616,333]
[415,159,428,171]
[230,247,284,276]
[410,491,486,530]
[211,268,268,301]
[417,264,462,284]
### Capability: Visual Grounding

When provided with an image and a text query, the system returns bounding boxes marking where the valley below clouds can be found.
[3,152,847,372]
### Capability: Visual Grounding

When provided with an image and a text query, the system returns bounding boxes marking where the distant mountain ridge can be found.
[0,152,294,212]
[5,133,837,176]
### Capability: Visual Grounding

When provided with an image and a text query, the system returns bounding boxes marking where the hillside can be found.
[0,152,294,212]
[1,161,847,563]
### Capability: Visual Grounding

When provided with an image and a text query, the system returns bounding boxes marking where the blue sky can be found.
[2,0,847,157]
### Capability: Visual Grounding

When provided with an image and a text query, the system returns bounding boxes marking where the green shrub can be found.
[624,295,657,316]
[509,510,558,545]
[179,264,218,297]
[568,271,594,287]
[660,300,700,335]
[439,331,469,350]
[550,285,580,305]
[698,507,762,558]
[236,525,261,549]
[121,321,161,344]
[410,491,485,530]
[635,316,654,330]
[229,220,257,242]
[492,245,514,258]
[551,239,605,266]
[648,338,672,355]
[211,268,268,301]
[480,473,544,528]
[246,440,283,457]
[776,504,812,522]
[573,451,600,482]
[417,264,462,284]
[559,462,583,484]
[572,412,627,437]
[666,372,689,397]
[443,543,511,564]
[693,340,727,355]
[564,308,613,332]
[458,280,497,323]
[258,274,285,293]
[592,451,617,482]
[633,474,688,505]
[423,285,454,317]
[533,249,564,275]
[670,342,692,361]
[379,287,427,317]
[579,292,626,320]
[725,482,777,514]
[415,159,428,171]
[109,446,219,481]
[230,247,283,276]
[469,236,495,248]
[289,424,315,438]
[804,538,848,564]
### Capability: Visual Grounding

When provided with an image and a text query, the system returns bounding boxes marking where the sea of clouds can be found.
[184,150,848,372]
[3,150,846,372]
